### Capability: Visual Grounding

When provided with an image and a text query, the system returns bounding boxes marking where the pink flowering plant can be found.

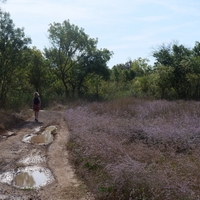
[65,98,200,199]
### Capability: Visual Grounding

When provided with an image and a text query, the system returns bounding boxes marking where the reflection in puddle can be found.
[0,166,54,189]
[14,171,47,188]
[30,132,53,144]
[34,126,41,133]
[22,126,57,145]
[0,126,57,189]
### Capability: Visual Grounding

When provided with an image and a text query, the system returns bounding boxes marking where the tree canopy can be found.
[0,9,31,108]
[1,8,200,109]
[44,20,113,98]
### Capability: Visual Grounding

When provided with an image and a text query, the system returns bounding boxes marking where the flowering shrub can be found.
[65,98,200,199]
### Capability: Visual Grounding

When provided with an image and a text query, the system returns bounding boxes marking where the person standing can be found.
[33,92,41,122]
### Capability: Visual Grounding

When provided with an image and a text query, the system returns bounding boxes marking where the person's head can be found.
[34,92,39,97]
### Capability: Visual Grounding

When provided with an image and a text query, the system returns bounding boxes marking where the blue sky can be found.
[1,0,200,67]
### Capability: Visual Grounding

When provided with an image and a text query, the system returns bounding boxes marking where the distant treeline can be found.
[1,8,200,110]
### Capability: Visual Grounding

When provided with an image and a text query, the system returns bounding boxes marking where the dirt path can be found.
[0,110,94,200]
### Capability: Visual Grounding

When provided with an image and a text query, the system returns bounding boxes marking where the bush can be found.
[65,97,200,199]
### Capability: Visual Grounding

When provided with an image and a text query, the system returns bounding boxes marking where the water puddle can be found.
[34,127,41,133]
[14,170,47,188]
[22,126,57,145]
[0,126,57,189]
[0,166,54,189]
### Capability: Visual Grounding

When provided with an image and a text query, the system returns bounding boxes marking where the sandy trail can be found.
[0,110,94,200]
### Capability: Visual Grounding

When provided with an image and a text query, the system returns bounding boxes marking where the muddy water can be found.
[0,166,54,189]
[14,170,47,188]
[13,166,54,189]
[0,125,57,189]
[30,131,53,144]
[23,125,57,145]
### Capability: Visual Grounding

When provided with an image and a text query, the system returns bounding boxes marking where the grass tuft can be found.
[0,107,32,135]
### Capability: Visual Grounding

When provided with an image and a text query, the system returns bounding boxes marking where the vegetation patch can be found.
[65,97,200,199]
[0,109,31,135]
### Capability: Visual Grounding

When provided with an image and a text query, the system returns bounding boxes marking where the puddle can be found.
[30,133,53,144]
[22,126,57,145]
[0,126,57,189]
[0,166,54,189]
[34,127,41,133]
[14,170,47,188]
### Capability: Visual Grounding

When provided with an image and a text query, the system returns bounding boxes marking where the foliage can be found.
[2,9,200,109]
[28,47,48,93]
[0,9,31,108]
[0,107,31,134]
[152,42,198,99]
[44,20,113,98]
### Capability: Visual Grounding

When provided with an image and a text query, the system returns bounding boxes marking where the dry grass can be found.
[0,107,32,135]
[65,97,200,200]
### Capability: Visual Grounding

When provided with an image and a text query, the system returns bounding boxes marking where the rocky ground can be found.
[0,110,94,200]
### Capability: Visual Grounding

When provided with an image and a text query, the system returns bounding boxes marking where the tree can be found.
[131,57,152,77]
[71,48,112,97]
[0,9,31,108]
[153,42,192,99]
[153,65,174,99]
[153,43,173,66]
[186,56,200,100]
[193,41,200,57]
[44,20,96,97]
[28,47,50,95]
[44,20,113,98]
[111,61,135,84]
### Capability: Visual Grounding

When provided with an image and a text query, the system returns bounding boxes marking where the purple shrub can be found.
[65,98,200,199]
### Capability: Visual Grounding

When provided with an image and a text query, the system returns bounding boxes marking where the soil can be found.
[0,110,94,200]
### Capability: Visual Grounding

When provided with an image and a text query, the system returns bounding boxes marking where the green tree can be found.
[44,20,95,97]
[0,9,31,108]
[28,47,50,94]
[129,58,152,97]
[153,65,174,99]
[153,42,192,99]
[153,43,173,66]
[72,48,112,97]
[111,61,135,84]
[44,20,112,98]
[186,56,200,100]
[192,41,200,57]
[185,42,200,99]
[131,57,152,77]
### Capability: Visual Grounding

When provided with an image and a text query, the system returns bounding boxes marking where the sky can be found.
[1,0,200,68]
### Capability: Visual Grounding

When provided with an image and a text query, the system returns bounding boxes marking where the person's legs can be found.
[36,111,39,120]
[34,111,37,121]
[33,105,39,121]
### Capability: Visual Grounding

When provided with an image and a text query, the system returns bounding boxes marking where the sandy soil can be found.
[0,110,94,200]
